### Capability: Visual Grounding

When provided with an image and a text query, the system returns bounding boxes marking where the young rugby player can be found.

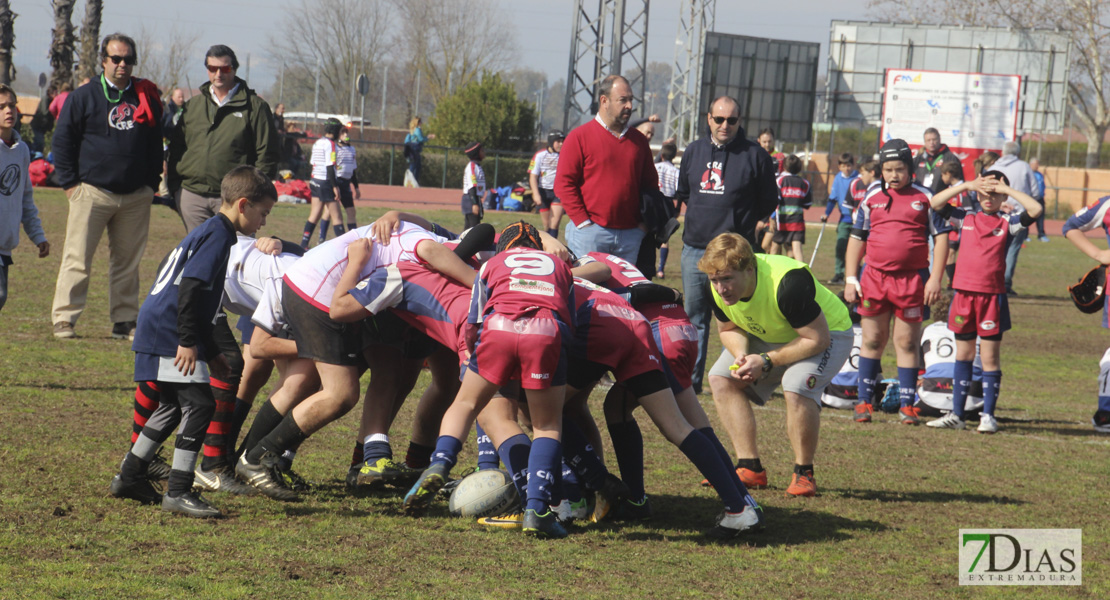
[1062,194,1110,432]
[401,221,575,538]
[109,166,276,517]
[923,171,1040,432]
[771,155,812,262]
[844,139,950,425]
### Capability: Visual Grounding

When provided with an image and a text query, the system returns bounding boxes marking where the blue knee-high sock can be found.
[333,224,345,237]
[546,228,558,238]
[950,360,974,419]
[300,221,316,247]
[525,437,562,512]
[679,430,745,513]
[858,356,882,406]
[657,247,669,272]
[897,366,917,408]
[981,370,1002,416]
[318,219,330,242]
[562,419,608,491]
[496,433,531,506]
[430,435,463,471]
[606,420,645,500]
[1099,394,1110,413]
[475,423,500,470]
[561,460,582,503]
[699,427,755,507]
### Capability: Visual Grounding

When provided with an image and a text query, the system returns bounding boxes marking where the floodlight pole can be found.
[380,66,388,134]
[663,0,715,147]
[562,0,651,132]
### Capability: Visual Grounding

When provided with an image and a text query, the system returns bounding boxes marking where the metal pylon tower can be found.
[562,0,650,131]
[663,0,715,147]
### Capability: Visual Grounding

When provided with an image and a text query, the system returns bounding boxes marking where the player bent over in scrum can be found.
[399,221,575,538]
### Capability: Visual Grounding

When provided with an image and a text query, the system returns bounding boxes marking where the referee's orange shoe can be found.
[785,471,816,497]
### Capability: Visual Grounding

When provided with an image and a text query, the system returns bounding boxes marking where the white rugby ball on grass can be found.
[447,469,519,518]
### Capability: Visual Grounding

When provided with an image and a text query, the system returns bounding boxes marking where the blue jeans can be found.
[1004,227,1028,291]
[564,222,645,264]
[681,245,712,394]
[0,261,8,312]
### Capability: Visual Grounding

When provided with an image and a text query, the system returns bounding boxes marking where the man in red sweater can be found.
[556,75,658,263]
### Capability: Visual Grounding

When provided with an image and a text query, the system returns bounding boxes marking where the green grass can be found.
[1,190,1107,598]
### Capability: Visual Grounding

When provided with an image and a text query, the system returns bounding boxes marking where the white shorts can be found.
[708,329,853,406]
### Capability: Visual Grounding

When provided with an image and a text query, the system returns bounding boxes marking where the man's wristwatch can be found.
[759,352,773,373]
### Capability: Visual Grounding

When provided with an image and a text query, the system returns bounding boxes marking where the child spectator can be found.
[924,171,1041,433]
[462,141,486,230]
[844,138,950,425]
[1059,193,1110,432]
[109,166,277,517]
[321,130,359,241]
[529,130,565,238]
[301,118,345,248]
[757,128,785,174]
[0,84,50,313]
[654,142,679,278]
[822,153,857,284]
[771,154,812,262]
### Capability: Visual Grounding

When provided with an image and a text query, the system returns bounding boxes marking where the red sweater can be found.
[555,119,658,229]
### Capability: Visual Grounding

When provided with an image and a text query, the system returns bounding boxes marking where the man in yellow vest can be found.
[699,233,852,497]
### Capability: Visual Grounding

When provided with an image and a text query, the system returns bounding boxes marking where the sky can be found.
[9,0,875,93]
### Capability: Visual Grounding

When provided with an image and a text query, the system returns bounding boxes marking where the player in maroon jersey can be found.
[844,139,950,426]
[924,171,1040,434]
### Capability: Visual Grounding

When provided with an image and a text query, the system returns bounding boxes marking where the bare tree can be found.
[0,0,15,85]
[75,0,101,83]
[869,0,1110,167]
[394,0,516,104]
[48,0,76,90]
[133,23,200,91]
[268,0,392,116]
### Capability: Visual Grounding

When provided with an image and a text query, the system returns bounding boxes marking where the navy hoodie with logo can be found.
[52,77,164,194]
[675,126,779,249]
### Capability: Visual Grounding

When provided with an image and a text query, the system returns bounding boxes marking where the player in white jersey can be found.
[530,130,565,238]
[236,219,477,501]
[301,118,346,248]
[317,131,360,243]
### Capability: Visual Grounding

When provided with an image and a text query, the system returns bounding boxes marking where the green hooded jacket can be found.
[168,78,279,196]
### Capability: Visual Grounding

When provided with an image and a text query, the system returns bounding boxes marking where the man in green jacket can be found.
[168,44,279,232]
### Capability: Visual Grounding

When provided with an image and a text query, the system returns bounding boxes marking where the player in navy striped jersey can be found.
[771,155,812,261]
[1061,195,1110,431]
[109,166,276,518]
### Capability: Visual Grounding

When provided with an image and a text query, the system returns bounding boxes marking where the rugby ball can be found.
[448,469,519,518]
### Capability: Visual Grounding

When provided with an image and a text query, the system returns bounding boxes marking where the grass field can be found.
[1,190,1107,599]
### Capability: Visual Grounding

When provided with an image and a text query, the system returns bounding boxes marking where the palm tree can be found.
[48,0,75,90]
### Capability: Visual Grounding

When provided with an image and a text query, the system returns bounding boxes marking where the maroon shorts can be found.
[468,310,568,389]
[654,318,697,391]
[572,302,663,382]
[858,267,927,322]
[948,290,1010,337]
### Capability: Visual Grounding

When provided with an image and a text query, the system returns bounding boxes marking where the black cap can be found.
[547,130,565,145]
[464,141,483,160]
[878,139,913,167]
[324,117,344,136]
[1070,265,1107,314]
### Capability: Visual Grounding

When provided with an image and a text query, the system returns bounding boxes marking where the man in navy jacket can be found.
[675,96,778,393]
[51,33,164,340]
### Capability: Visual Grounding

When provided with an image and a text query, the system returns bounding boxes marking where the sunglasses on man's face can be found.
[711,116,739,125]
[206,64,233,74]
[106,55,136,66]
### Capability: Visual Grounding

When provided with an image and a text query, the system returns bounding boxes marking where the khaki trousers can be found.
[176,188,222,233]
[52,183,153,326]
